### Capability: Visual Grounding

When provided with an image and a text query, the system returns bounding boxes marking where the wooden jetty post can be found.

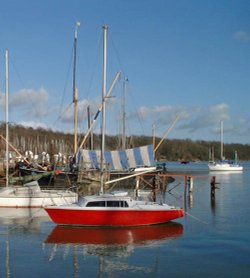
[143,172,218,210]
[210,176,216,199]
[184,175,194,197]
[187,176,194,193]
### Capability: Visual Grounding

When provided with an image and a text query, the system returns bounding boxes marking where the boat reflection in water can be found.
[46,223,183,258]
[46,222,183,246]
[0,207,49,225]
[45,223,183,275]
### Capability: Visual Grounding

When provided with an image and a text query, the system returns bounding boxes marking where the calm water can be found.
[0,162,250,277]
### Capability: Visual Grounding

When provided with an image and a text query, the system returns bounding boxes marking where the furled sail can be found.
[76,145,155,171]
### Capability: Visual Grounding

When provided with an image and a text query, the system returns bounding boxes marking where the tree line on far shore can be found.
[1,123,250,162]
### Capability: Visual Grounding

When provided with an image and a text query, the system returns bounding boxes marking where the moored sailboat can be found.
[45,26,185,227]
[0,49,78,208]
[208,121,243,171]
[0,180,77,208]
[45,190,184,226]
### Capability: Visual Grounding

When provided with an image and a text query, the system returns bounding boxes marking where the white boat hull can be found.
[208,162,243,171]
[0,181,78,208]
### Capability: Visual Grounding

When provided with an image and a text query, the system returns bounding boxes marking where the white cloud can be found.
[18,121,49,130]
[4,87,50,118]
[134,105,186,124]
[129,103,246,138]
[59,98,99,124]
[2,89,250,143]
[178,103,230,133]
[233,31,250,42]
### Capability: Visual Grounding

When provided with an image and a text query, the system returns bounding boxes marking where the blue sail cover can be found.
[76,144,155,171]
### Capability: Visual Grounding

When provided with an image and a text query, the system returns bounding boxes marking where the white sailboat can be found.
[208,121,243,171]
[0,49,78,208]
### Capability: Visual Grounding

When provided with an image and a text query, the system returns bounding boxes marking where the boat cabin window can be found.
[107,201,129,207]
[86,201,105,207]
[86,200,129,207]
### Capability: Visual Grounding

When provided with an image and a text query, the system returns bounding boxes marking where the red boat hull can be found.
[45,208,185,226]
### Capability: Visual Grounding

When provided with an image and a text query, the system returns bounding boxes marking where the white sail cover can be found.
[76,145,155,171]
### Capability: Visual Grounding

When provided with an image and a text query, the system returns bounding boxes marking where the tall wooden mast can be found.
[5,49,9,187]
[73,21,80,155]
[100,25,108,195]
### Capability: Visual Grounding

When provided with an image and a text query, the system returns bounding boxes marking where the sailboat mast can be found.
[100,25,108,194]
[220,120,224,160]
[87,105,93,149]
[152,123,156,151]
[121,77,128,149]
[73,22,80,155]
[5,49,9,187]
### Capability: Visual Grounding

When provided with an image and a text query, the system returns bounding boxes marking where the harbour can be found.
[0,161,249,277]
[1,2,250,277]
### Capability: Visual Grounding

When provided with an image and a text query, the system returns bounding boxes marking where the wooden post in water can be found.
[183,175,188,212]
[187,176,194,209]
[184,175,193,193]
[184,175,187,197]
[188,176,194,193]
[210,176,216,199]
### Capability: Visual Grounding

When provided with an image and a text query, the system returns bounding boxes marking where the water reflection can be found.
[45,223,183,276]
[46,223,183,246]
[0,207,49,226]
[0,164,249,277]
[0,208,50,278]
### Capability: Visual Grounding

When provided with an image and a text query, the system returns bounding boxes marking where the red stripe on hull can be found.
[45,208,185,226]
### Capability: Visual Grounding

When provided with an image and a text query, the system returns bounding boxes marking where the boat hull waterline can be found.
[45,206,185,226]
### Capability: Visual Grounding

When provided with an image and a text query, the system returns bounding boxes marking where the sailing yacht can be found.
[45,26,185,227]
[208,121,243,171]
[0,49,78,208]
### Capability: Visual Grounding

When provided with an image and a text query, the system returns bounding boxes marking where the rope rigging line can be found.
[184,211,209,225]
[52,101,73,126]
[167,182,182,193]
[110,34,128,78]
[56,44,74,124]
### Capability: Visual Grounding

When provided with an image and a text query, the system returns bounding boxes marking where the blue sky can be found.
[1,0,250,144]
